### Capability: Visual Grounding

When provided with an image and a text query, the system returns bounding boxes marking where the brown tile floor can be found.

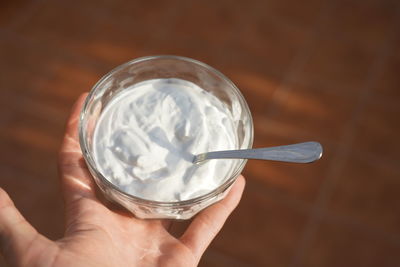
[1,0,400,266]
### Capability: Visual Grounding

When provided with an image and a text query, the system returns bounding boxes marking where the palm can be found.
[50,200,196,267]
[0,94,245,267]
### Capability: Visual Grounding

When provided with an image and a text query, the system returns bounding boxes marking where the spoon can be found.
[193,141,323,164]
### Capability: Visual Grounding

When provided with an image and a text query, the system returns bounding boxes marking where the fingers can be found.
[0,188,38,259]
[154,219,173,231]
[58,93,99,207]
[180,175,246,258]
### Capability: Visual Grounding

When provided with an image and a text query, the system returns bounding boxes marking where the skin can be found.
[0,93,246,267]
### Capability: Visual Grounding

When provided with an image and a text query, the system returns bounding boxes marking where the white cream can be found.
[93,78,239,202]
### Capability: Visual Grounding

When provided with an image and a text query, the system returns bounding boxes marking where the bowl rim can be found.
[78,55,254,207]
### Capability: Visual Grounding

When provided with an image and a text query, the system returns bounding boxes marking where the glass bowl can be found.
[79,55,253,219]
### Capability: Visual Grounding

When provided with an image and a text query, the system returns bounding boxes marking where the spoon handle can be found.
[194,142,323,164]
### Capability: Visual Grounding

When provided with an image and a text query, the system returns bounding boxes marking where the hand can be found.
[0,93,246,267]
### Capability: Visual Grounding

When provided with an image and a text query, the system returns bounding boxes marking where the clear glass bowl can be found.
[79,55,253,219]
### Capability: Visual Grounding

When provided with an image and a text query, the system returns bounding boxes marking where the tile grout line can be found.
[394,7,400,267]
[248,165,400,246]
[289,42,392,267]
[262,0,400,111]
[262,0,335,121]
[289,6,400,267]
[353,150,400,176]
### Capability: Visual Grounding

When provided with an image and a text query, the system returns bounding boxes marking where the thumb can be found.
[180,176,246,258]
[0,188,41,262]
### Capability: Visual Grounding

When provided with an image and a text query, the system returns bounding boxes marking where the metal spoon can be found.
[193,141,323,164]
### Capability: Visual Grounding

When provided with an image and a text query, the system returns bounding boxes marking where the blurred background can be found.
[0,0,399,266]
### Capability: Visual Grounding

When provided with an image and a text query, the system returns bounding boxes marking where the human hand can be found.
[0,93,246,267]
